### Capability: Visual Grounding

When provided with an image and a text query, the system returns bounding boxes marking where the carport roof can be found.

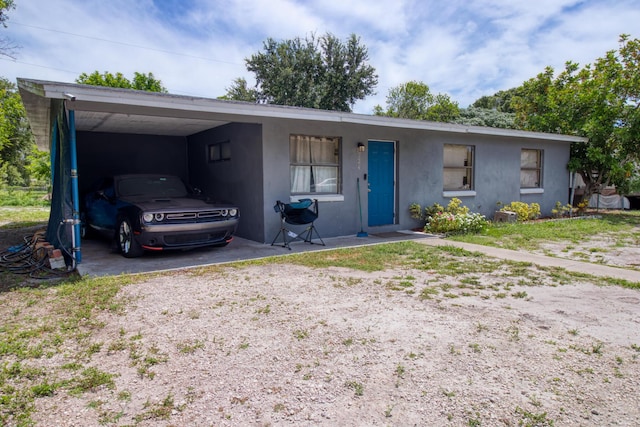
[18,78,586,151]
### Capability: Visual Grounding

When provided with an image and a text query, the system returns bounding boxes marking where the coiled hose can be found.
[0,227,73,279]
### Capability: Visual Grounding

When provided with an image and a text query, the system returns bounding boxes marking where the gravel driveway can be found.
[22,240,640,427]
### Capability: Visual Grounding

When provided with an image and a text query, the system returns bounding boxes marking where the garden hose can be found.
[0,228,73,280]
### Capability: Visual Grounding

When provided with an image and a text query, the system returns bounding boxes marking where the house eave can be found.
[17,78,587,148]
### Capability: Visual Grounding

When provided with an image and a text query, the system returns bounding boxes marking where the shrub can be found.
[500,201,540,222]
[0,188,51,207]
[426,211,488,235]
[421,198,488,235]
[409,203,424,221]
[551,201,572,218]
[576,199,589,215]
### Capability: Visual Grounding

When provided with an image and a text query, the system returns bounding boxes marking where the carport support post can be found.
[67,107,82,263]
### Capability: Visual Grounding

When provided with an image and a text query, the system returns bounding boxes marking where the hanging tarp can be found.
[46,100,73,262]
[589,193,630,210]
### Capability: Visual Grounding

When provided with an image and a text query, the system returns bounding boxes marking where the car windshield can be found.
[117,176,188,198]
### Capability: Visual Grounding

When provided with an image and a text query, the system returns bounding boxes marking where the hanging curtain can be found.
[290,135,339,193]
[290,135,311,192]
[310,137,337,192]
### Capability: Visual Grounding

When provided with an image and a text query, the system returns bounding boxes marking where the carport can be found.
[18,79,243,265]
[18,79,294,267]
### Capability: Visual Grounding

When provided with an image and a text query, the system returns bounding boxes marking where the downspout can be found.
[66,98,82,263]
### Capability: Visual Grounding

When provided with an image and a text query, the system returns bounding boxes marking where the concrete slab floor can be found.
[76,231,431,277]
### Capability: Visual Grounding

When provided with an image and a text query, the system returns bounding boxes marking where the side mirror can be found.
[96,190,114,203]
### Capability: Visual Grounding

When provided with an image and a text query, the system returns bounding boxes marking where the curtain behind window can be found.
[290,136,311,192]
[520,149,542,188]
[290,135,339,193]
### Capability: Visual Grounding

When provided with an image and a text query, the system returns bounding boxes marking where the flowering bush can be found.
[551,201,573,218]
[421,198,488,235]
[499,201,540,222]
[551,200,590,218]
[425,211,488,235]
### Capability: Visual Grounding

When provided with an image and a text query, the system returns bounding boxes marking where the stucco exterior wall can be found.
[420,132,571,218]
[260,119,571,242]
[187,123,264,241]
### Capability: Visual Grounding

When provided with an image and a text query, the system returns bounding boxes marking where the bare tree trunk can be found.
[578,169,605,204]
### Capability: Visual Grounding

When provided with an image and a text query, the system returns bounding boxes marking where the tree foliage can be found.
[0,0,17,58]
[218,77,258,102]
[373,80,459,122]
[511,35,640,199]
[224,33,378,112]
[76,71,168,93]
[0,77,35,186]
[454,107,516,129]
[471,88,519,113]
[0,0,14,26]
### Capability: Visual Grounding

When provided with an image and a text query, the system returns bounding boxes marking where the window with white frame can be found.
[290,134,340,194]
[520,149,543,188]
[443,144,474,191]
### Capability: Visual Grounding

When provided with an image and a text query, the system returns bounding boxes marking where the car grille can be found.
[165,210,228,222]
[164,231,227,246]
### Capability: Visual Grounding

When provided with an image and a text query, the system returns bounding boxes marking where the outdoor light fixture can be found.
[63,93,76,101]
[357,142,365,152]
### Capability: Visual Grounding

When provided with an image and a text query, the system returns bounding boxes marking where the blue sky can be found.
[2,0,639,113]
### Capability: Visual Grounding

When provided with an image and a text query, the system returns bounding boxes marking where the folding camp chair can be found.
[270,198,325,249]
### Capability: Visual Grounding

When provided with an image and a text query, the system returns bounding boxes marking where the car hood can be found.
[121,196,236,211]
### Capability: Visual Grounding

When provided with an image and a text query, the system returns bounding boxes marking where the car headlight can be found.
[154,213,165,222]
[229,209,238,217]
[142,213,154,223]
[220,209,228,217]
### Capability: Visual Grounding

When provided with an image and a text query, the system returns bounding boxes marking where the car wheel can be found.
[117,218,143,258]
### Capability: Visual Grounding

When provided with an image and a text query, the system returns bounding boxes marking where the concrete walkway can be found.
[417,237,640,284]
[76,230,639,283]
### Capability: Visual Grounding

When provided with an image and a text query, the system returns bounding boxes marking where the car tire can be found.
[117,217,143,258]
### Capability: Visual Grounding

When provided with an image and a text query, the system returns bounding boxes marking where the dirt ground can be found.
[2,223,640,426]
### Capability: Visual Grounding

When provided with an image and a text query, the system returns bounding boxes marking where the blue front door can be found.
[367,141,395,226]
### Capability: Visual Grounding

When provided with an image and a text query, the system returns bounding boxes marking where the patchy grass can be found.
[0,189,50,208]
[0,273,140,425]
[450,211,640,251]
[0,207,49,229]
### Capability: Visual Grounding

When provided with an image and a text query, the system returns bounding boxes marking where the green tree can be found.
[374,80,460,122]
[130,72,168,92]
[76,71,168,92]
[471,88,519,113]
[26,148,51,185]
[218,77,258,102]
[225,33,378,112]
[0,77,35,186]
[454,107,517,129]
[511,35,640,200]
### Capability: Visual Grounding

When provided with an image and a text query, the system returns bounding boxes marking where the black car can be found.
[82,174,240,257]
